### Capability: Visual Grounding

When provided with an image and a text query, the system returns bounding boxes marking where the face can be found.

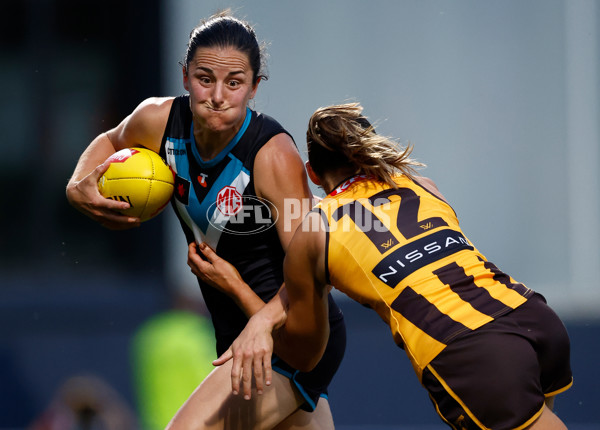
[183,46,258,134]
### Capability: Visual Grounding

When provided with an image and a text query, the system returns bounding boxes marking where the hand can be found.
[212,312,276,400]
[66,161,140,229]
[187,242,244,295]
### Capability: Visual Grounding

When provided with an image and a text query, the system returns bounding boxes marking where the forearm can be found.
[260,286,289,328]
[232,281,289,323]
[230,280,270,317]
[272,297,329,372]
[68,133,116,185]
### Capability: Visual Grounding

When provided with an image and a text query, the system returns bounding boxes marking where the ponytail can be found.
[306,103,424,188]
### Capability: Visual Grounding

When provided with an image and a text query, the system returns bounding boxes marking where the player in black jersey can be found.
[212,103,572,429]
[66,11,345,430]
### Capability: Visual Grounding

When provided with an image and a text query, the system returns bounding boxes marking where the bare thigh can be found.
[526,399,567,430]
[272,398,334,430]
[166,359,311,430]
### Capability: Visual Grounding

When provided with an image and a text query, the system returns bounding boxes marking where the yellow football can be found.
[98,147,175,222]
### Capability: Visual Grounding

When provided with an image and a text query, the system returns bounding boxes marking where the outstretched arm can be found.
[275,212,330,371]
[187,242,270,317]
[213,212,329,399]
[188,242,289,397]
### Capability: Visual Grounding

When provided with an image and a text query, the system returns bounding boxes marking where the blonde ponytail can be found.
[307,103,424,188]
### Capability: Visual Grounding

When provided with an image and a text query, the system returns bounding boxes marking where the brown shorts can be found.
[421,293,573,430]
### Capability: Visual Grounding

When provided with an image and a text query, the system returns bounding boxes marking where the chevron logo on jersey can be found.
[166,141,252,248]
[163,109,266,248]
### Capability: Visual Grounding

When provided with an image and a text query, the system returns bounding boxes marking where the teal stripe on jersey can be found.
[200,153,250,232]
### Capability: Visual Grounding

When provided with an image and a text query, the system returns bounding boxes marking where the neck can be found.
[321,171,360,195]
[193,126,238,161]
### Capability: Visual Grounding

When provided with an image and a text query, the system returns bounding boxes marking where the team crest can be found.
[174,175,190,205]
[216,186,243,216]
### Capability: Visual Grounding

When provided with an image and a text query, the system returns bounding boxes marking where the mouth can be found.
[205,105,227,112]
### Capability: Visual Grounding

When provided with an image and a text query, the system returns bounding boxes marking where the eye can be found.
[199,76,211,85]
[228,80,240,88]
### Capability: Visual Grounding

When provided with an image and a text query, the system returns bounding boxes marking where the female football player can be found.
[66,11,346,430]
[213,103,573,429]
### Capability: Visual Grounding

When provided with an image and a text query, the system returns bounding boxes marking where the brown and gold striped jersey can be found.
[316,174,532,378]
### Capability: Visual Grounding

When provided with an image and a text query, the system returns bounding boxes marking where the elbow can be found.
[291,354,320,373]
[275,318,329,373]
[274,336,325,372]
[278,337,326,373]
[284,353,321,373]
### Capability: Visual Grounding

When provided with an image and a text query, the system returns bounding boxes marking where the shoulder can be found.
[253,133,307,196]
[254,132,300,167]
[133,96,175,120]
[302,210,328,235]
[413,176,448,203]
[249,111,293,149]
[108,97,175,152]
[254,111,286,129]
[125,97,175,132]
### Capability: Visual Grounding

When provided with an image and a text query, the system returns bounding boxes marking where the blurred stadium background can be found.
[1,0,598,429]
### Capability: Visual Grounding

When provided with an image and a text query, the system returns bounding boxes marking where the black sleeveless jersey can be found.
[159,95,290,354]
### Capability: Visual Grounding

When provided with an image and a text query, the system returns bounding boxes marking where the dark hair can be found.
[307,103,423,188]
[183,10,268,83]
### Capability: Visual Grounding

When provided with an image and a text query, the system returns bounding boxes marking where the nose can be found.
[211,82,225,107]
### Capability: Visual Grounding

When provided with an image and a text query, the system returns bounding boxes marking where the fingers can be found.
[241,351,254,400]
[101,196,132,212]
[188,242,210,263]
[187,243,204,277]
[188,242,203,265]
[197,242,218,262]
[90,197,139,229]
[263,353,273,388]
[212,348,233,366]
[228,347,252,398]
[230,350,242,396]
[68,161,140,229]
[90,164,131,212]
[188,243,208,266]
[252,352,264,395]
[225,346,272,400]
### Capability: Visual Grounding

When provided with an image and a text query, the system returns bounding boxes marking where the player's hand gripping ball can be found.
[98,148,175,222]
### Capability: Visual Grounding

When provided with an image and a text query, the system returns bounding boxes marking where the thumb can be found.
[212,347,233,366]
[93,160,112,180]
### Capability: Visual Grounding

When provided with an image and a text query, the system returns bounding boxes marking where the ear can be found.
[182,66,190,91]
[249,77,260,100]
[305,161,321,186]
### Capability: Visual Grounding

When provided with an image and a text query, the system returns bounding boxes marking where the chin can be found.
[206,119,235,133]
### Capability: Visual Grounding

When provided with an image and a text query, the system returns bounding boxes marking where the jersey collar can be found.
[328,174,371,197]
[190,107,252,168]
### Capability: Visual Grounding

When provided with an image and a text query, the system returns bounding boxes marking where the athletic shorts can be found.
[272,294,346,412]
[421,292,572,430]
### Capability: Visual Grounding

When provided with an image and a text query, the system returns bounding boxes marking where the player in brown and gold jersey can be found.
[213,102,572,429]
